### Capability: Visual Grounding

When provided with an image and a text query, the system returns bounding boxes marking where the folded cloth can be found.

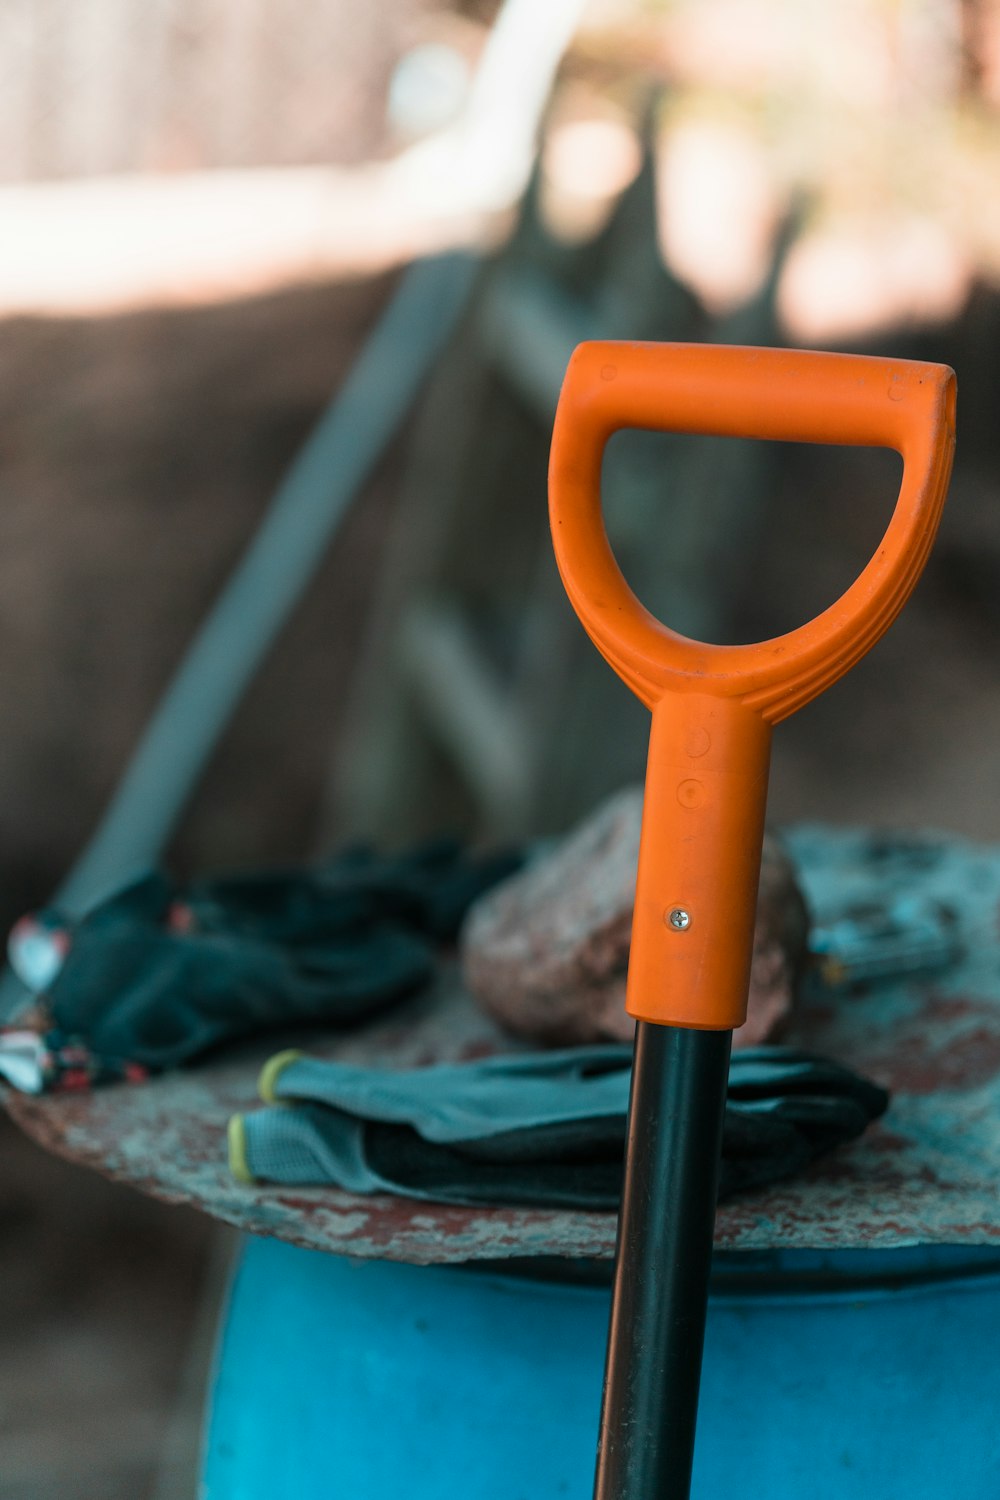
[6,841,520,1080]
[230,1045,889,1209]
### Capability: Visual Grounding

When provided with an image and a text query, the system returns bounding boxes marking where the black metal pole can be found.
[593,1020,732,1500]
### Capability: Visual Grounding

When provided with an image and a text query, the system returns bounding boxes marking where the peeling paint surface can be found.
[6,827,1000,1263]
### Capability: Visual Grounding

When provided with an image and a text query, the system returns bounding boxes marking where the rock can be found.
[460,787,809,1048]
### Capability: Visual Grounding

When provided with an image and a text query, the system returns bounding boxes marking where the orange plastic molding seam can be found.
[549,342,955,1030]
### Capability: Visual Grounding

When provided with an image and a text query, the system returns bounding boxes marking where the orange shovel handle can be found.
[549,342,955,1029]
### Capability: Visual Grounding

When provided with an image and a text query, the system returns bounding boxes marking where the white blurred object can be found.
[385,0,589,215]
[0,0,586,315]
[779,217,970,340]
[388,43,471,139]
[541,116,642,240]
[658,118,780,312]
[7,915,69,994]
[0,1032,48,1095]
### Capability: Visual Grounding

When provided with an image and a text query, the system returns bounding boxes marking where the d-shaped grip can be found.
[549,342,955,1029]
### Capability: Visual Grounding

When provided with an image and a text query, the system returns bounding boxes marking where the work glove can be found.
[5,842,521,1079]
[229,1044,888,1209]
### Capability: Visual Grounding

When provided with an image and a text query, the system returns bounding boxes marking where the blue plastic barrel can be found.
[202,1233,1000,1498]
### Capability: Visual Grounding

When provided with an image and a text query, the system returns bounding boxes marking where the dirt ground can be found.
[1,267,999,1495]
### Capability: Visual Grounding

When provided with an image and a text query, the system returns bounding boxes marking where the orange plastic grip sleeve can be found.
[549,342,955,1029]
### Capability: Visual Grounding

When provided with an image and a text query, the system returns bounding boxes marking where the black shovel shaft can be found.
[593,1021,732,1500]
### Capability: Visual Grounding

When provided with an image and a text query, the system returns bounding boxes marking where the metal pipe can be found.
[593,1021,732,1500]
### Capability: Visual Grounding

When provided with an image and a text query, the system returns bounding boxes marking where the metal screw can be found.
[667,907,691,931]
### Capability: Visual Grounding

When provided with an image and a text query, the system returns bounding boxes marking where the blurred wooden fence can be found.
[0,0,420,182]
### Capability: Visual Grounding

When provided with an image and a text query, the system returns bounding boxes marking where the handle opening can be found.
[549,342,955,722]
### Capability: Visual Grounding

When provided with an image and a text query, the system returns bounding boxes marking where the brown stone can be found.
[461,787,809,1049]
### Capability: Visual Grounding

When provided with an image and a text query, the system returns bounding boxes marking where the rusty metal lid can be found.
[6,827,1000,1266]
